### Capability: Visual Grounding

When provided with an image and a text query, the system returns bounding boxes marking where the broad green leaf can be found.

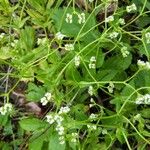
[19,118,47,131]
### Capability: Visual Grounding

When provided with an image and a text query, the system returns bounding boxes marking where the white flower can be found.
[90,98,94,103]
[4,103,13,112]
[78,13,85,24]
[107,82,114,93]
[87,124,97,130]
[0,107,7,115]
[71,133,78,143]
[88,86,94,96]
[105,15,114,23]
[65,13,73,23]
[145,32,150,44]
[119,18,125,25]
[55,32,65,40]
[121,46,129,57]
[102,129,107,135]
[74,55,80,67]
[58,106,70,114]
[64,44,74,51]
[37,38,47,45]
[89,113,98,120]
[56,124,65,135]
[40,97,48,106]
[89,56,96,69]
[137,60,150,70]
[11,39,18,47]
[135,94,150,105]
[45,92,52,101]
[0,33,5,39]
[126,3,137,13]
[89,0,94,2]
[89,104,94,108]
[46,114,55,124]
[108,32,119,39]
[54,114,64,124]
[90,56,96,62]
[59,136,65,145]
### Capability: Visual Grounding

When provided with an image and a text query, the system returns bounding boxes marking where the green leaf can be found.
[26,82,45,102]
[19,118,47,131]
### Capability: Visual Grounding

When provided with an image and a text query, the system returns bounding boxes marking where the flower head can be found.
[65,13,73,23]
[74,55,80,67]
[121,46,129,57]
[65,44,74,51]
[126,3,137,13]
[108,32,119,39]
[78,13,85,24]
[119,18,125,25]
[105,15,114,23]
[55,32,65,40]
[145,32,150,44]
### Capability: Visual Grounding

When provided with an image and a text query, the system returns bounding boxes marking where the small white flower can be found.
[11,39,18,47]
[64,44,74,51]
[74,55,80,67]
[109,32,119,39]
[89,56,96,69]
[126,3,137,13]
[89,113,98,120]
[0,33,5,39]
[119,18,125,25]
[37,38,47,45]
[88,86,94,96]
[137,60,150,70]
[56,124,65,135]
[89,0,94,2]
[59,136,65,145]
[135,94,150,105]
[4,103,13,112]
[58,106,70,114]
[89,104,94,108]
[121,46,129,57]
[87,124,97,130]
[78,13,85,24]
[40,97,48,106]
[107,82,114,93]
[71,132,78,143]
[90,56,96,62]
[46,114,55,124]
[45,92,52,101]
[105,15,114,23]
[55,32,65,40]
[102,129,107,135]
[54,114,64,124]
[90,98,94,103]
[65,13,73,23]
[0,106,7,115]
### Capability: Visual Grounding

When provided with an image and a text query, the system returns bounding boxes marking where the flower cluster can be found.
[40,92,52,106]
[71,132,78,143]
[46,106,70,144]
[0,33,5,39]
[88,85,94,96]
[0,103,13,115]
[64,44,74,51]
[118,18,125,25]
[107,82,114,93]
[87,124,97,130]
[137,60,150,70]
[37,38,47,45]
[74,55,80,67]
[126,3,137,13]
[78,13,85,24]
[105,15,114,23]
[11,39,18,47]
[89,56,96,69]
[55,32,66,40]
[121,46,129,57]
[145,32,150,44]
[108,32,119,39]
[65,13,73,23]
[89,113,98,120]
[135,94,150,105]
